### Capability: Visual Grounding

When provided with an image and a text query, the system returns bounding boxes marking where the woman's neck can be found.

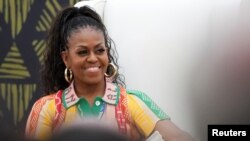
[73,80,106,106]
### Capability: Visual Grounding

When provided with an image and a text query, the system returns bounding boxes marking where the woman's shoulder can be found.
[124,88,170,120]
[36,93,56,102]
[124,89,149,101]
[32,90,62,107]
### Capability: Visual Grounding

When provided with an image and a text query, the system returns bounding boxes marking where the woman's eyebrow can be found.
[75,42,105,49]
[94,42,105,47]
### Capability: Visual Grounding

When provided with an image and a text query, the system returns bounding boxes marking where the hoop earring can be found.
[64,68,73,83]
[105,63,118,80]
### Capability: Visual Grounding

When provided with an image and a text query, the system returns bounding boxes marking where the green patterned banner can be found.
[0,0,80,133]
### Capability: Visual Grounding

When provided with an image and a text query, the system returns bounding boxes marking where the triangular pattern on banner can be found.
[0,43,31,79]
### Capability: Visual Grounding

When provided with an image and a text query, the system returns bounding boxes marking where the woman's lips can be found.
[85,66,100,73]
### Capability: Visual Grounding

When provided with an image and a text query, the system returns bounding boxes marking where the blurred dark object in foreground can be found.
[50,124,128,141]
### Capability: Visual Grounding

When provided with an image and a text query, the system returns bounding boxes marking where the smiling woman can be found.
[61,27,109,88]
[25,4,194,141]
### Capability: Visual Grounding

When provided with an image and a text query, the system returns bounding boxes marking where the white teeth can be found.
[86,67,99,72]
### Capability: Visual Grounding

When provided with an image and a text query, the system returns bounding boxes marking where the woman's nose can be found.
[86,52,98,62]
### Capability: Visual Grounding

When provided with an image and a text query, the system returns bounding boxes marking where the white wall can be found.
[103,1,215,140]
[78,0,249,140]
[104,0,212,139]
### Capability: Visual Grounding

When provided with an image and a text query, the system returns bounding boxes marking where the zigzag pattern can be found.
[0,83,35,125]
[0,0,34,38]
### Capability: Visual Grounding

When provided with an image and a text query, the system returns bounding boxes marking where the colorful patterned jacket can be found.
[25,82,169,141]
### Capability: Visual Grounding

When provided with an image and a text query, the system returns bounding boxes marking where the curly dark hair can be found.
[41,6,125,94]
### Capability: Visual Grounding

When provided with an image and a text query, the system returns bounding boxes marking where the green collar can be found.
[77,97,105,117]
[62,81,120,109]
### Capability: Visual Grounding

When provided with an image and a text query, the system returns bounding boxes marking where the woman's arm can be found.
[155,120,195,141]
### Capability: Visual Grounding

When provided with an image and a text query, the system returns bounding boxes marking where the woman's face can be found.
[61,27,109,85]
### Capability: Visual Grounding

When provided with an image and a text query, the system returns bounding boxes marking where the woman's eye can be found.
[96,48,105,54]
[77,50,88,55]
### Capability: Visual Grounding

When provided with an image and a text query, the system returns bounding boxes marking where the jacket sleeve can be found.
[25,94,56,140]
[126,90,170,137]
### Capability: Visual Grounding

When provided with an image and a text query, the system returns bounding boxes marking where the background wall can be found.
[103,0,249,141]
[105,0,211,138]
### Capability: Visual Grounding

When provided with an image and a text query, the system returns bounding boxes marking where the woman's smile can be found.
[84,66,101,73]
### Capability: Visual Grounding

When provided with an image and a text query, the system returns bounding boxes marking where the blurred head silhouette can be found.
[50,120,127,141]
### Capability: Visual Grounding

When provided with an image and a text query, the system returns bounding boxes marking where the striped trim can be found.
[115,87,128,134]
[128,95,159,136]
[126,90,169,120]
